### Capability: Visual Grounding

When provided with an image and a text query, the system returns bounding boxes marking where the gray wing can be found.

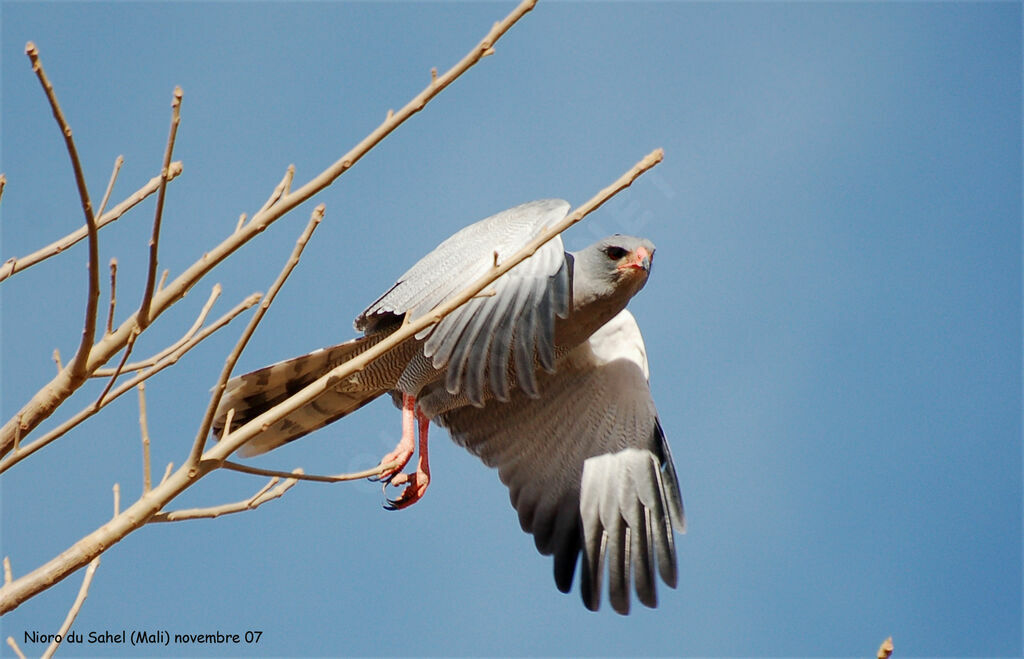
[437,310,685,614]
[355,199,571,405]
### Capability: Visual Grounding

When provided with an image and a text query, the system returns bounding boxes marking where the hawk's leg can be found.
[372,393,418,482]
[380,394,431,510]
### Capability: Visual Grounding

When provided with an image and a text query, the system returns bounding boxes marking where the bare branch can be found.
[159,462,174,486]
[0,162,182,283]
[189,205,324,468]
[3,557,11,586]
[26,42,101,385]
[148,471,302,522]
[40,557,100,659]
[52,349,62,374]
[5,637,26,659]
[106,258,118,334]
[266,0,537,220]
[156,268,169,294]
[93,331,137,408]
[112,483,120,517]
[204,148,663,466]
[877,637,894,659]
[256,164,295,216]
[93,284,221,377]
[222,459,401,484]
[0,174,6,206]
[96,156,124,221]
[0,293,261,474]
[139,87,183,328]
[0,0,533,456]
[138,384,152,493]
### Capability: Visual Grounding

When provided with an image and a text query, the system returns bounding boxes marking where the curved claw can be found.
[384,490,417,511]
[380,470,429,511]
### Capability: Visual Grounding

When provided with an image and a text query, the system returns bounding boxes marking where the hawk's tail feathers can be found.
[212,336,387,456]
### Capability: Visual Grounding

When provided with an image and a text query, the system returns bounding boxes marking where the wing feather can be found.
[356,199,571,402]
[438,310,684,614]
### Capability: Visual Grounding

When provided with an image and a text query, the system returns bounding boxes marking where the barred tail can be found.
[212,336,388,456]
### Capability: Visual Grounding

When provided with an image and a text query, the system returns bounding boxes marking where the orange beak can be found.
[617,246,653,272]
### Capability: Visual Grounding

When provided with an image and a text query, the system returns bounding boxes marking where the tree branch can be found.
[93,284,222,376]
[92,330,137,409]
[40,557,100,659]
[255,165,295,217]
[106,258,118,334]
[5,637,26,659]
[138,87,183,328]
[189,205,324,468]
[95,156,124,221]
[221,459,401,483]
[25,42,101,384]
[0,162,183,283]
[138,384,152,493]
[148,471,302,523]
[0,293,261,474]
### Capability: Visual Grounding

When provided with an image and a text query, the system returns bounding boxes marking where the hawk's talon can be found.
[381,468,429,511]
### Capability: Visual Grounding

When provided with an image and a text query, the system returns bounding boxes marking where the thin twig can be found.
[95,156,124,221]
[159,462,174,486]
[138,384,152,493]
[52,349,62,374]
[3,557,11,586]
[235,213,246,233]
[148,471,302,522]
[0,162,182,283]
[0,293,261,474]
[112,483,120,517]
[26,42,101,383]
[219,408,235,443]
[6,637,26,659]
[877,637,894,659]
[222,459,401,483]
[106,258,118,334]
[189,205,324,468]
[139,87,183,329]
[93,331,137,408]
[0,174,6,206]
[256,164,295,216]
[156,268,169,294]
[41,557,99,659]
[93,284,221,376]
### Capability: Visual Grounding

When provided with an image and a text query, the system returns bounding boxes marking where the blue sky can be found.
[1,1,1020,657]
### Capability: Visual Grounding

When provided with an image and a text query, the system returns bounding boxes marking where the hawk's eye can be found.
[604,246,628,260]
